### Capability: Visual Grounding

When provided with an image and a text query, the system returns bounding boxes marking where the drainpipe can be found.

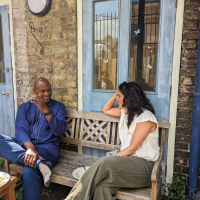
[188,29,200,199]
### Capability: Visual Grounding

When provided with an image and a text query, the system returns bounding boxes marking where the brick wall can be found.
[12,0,77,109]
[174,0,200,181]
[12,0,29,107]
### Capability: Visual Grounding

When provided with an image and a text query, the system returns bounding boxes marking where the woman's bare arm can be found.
[102,92,121,117]
[116,121,157,156]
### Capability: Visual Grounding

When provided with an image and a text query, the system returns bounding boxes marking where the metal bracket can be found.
[29,22,44,54]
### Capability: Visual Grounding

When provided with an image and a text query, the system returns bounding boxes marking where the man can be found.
[0,77,67,200]
[96,71,114,90]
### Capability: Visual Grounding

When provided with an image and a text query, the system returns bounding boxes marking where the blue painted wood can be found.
[83,0,93,113]
[152,0,176,121]
[82,0,176,171]
[0,6,15,137]
[92,92,118,112]
[82,0,121,157]
[83,0,131,113]
[0,86,4,135]
[82,0,94,156]
[0,8,5,136]
[154,0,176,193]
[83,0,176,119]
[118,0,131,85]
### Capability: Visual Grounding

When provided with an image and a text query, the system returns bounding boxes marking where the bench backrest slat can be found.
[62,110,171,150]
[71,119,76,138]
[66,110,120,122]
[111,122,116,145]
[106,122,111,143]
[75,118,80,139]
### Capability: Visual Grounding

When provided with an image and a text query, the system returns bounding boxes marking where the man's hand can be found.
[24,148,43,167]
[29,95,49,113]
[23,141,44,167]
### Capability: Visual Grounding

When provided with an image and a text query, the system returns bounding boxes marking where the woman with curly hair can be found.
[66,81,159,200]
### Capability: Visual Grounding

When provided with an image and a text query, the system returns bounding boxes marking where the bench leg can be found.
[151,182,157,200]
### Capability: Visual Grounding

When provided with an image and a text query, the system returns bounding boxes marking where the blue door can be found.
[82,0,176,188]
[83,0,176,122]
[0,6,15,137]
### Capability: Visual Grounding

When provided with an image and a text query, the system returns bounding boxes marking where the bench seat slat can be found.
[117,188,151,200]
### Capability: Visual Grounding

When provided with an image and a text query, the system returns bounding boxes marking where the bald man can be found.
[0,77,67,200]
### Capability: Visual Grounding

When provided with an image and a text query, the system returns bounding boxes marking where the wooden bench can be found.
[4,110,170,200]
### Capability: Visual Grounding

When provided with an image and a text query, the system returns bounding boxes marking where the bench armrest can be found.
[151,144,164,182]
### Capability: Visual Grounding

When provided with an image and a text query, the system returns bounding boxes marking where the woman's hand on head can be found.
[102,91,121,118]
[113,91,119,100]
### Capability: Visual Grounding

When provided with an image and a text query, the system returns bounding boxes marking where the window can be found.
[93,0,118,91]
[129,0,160,91]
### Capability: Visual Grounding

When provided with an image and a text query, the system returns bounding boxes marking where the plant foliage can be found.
[0,159,4,168]
[42,185,52,197]
[162,167,187,200]
[16,187,23,200]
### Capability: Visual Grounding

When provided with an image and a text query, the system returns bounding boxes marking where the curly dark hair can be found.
[118,81,155,127]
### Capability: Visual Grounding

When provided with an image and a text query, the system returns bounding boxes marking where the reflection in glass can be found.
[94,0,118,90]
[0,15,5,83]
[129,0,160,91]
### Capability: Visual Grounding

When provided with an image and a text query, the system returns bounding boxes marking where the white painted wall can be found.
[167,0,185,184]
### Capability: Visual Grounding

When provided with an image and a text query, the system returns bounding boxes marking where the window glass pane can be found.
[129,0,160,91]
[0,15,5,83]
[94,0,118,90]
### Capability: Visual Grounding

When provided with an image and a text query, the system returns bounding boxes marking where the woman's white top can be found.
[119,109,159,162]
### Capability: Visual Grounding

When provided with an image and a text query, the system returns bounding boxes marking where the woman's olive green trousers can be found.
[66,156,155,200]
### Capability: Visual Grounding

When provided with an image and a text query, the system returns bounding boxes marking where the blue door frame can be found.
[0,5,15,137]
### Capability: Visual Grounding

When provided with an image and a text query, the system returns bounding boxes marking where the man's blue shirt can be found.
[15,99,67,158]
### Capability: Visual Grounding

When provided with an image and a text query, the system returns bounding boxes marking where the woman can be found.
[66,81,159,200]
